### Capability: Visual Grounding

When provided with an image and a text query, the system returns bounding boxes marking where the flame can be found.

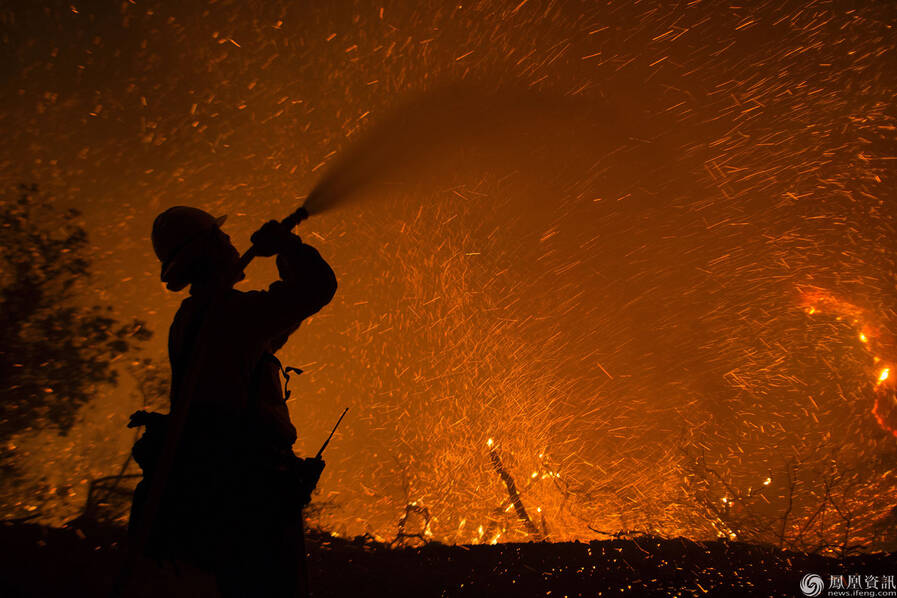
[801,289,897,438]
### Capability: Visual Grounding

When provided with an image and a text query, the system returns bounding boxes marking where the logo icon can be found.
[800,573,824,597]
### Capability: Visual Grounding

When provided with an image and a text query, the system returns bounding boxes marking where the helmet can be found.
[151,206,227,283]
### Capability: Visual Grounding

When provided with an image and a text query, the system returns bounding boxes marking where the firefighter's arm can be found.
[246,220,338,343]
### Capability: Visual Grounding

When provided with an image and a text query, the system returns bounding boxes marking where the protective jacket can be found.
[131,234,336,582]
[168,235,336,454]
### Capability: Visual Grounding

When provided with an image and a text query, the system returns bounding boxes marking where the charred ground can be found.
[1,521,892,597]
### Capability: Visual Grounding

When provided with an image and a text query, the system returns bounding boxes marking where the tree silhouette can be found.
[0,184,151,439]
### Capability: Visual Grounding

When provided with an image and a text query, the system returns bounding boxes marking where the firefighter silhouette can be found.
[129,206,336,597]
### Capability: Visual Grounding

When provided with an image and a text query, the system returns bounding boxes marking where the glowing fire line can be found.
[800,289,897,439]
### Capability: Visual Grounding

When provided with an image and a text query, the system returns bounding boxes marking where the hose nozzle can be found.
[238,204,311,271]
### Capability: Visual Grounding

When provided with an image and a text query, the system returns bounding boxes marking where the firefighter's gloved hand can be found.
[128,410,166,429]
[250,220,296,257]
